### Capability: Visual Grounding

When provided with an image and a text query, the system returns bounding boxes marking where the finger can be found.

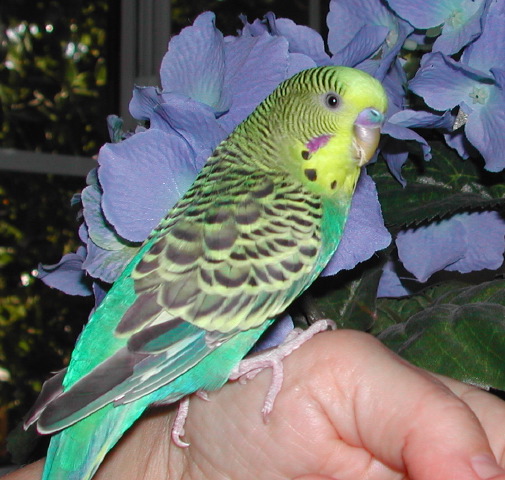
[433,374,505,467]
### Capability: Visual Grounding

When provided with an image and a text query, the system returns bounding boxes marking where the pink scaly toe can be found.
[229,319,336,420]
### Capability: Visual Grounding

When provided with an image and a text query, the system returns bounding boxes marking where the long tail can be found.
[42,400,149,480]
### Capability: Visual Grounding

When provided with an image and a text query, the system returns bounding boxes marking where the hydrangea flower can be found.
[328,0,413,81]
[385,0,489,54]
[409,4,505,172]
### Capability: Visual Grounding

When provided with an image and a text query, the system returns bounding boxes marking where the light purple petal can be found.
[252,314,294,352]
[160,12,230,112]
[464,82,505,172]
[385,0,450,28]
[83,238,139,284]
[272,17,330,66]
[389,109,454,130]
[382,122,432,160]
[219,33,289,133]
[240,16,269,37]
[129,86,164,122]
[445,212,505,273]
[37,247,92,296]
[81,184,126,251]
[382,59,408,114]
[92,282,108,308]
[322,172,391,276]
[396,218,467,282]
[331,25,389,67]
[327,0,390,55]
[377,260,412,298]
[98,129,197,242]
[386,0,486,54]
[374,20,414,82]
[409,52,490,111]
[286,53,317,77]
[444,129,473,159]
[433,0,488,55]
[380,141,410,186]
[149,95,228,171]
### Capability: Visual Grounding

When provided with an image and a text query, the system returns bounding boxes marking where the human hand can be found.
[7,330,505,480]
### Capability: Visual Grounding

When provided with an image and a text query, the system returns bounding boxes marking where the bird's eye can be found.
[324,92,340,110]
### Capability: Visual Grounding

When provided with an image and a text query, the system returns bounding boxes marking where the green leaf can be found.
[372,140,505,229]
[302,260,384,331]
[378,279,505,390]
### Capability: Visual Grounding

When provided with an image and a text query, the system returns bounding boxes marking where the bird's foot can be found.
[170,390,208,447]
[171,396,191,448]
[229,318,336,421]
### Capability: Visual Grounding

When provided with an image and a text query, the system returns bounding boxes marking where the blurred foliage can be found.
[0,0,117,460]
[0,173,93,461]
[0,0,114,155]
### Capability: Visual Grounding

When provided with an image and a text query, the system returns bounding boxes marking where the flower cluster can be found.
[39,0,505,318]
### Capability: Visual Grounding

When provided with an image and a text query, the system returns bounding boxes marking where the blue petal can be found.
[389,109,454,129]
[218,33,290,133]
[396,218,466,282]
[252,314,294,352]
[269,17,330,66]
[240,16,269,37]
[331,25,389,67]
[37,247,92,296]
[381,110,450,183]
[83,238,139,284]
[148,94,228,171]
[464,82,505,172]
[92,282,108,308]
[81,184,127,251]
[286,53,317,77]
[98,129,197,243]
[321,172,391,276]
[129,86,164,122]
[409,52,490,111]
[387,0,487,54]
[462,8,505,75]
[380,141,410,186]
[385,0,450,28]
[159,12,230,112]
[381,121,431,179]
[443,130,473,159]
[434,0,488,55]
[382,59,408,114]
[374,19,414,82]
[445,212,505,273]
[327,0,390,56]
[377,260,412,298]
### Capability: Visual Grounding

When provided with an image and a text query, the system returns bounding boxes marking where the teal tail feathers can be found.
[42,401,149,480]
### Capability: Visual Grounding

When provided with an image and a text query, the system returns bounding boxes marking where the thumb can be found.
[296,330,505,480]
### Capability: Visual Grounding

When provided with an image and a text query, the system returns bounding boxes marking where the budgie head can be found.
[238,66,388,197]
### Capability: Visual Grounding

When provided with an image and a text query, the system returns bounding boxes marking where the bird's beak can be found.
[352,108,385,167]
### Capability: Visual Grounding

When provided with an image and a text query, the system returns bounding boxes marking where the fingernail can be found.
[472,454,505,479]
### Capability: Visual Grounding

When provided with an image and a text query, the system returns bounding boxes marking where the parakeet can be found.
[24,65,387,480]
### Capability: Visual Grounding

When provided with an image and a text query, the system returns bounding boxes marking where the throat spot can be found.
[304,168,317,181]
